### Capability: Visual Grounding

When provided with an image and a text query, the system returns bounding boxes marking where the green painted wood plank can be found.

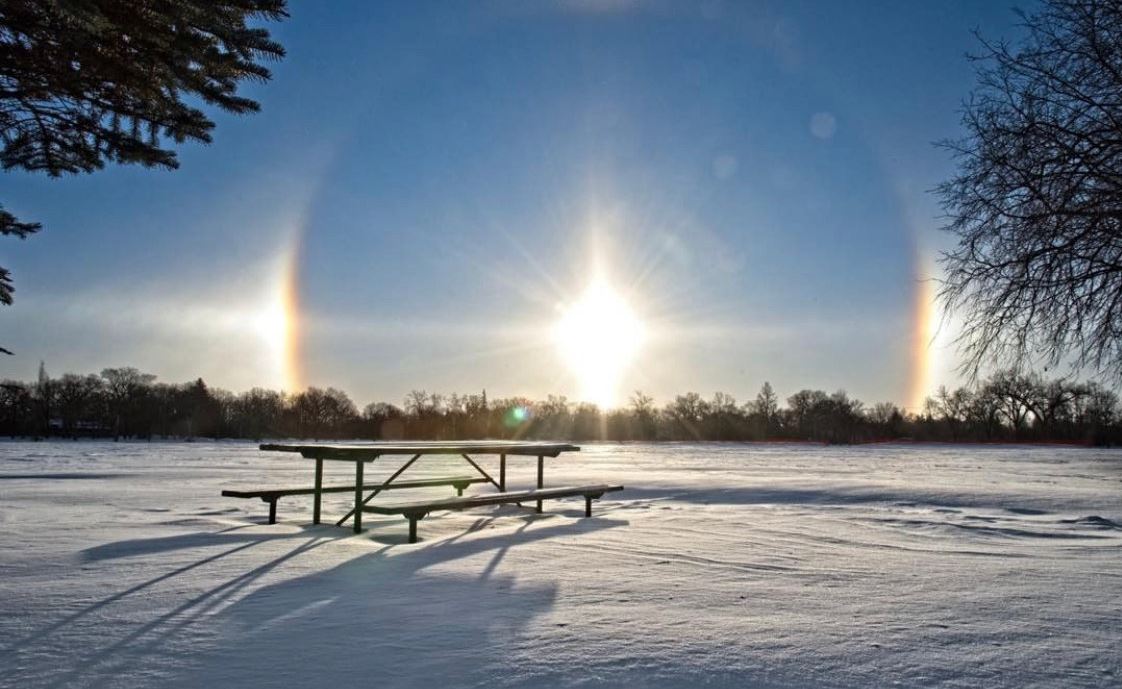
[221,475,487,499]
[362,484,623,515]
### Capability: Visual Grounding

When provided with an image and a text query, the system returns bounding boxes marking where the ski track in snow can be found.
[0,441,1119,688]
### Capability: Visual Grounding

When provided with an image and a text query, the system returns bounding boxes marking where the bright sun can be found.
[254,301,288,345]
[553,279,645,408]
[252,298,289,381]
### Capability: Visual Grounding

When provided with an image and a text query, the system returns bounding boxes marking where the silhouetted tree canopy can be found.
[938,0,1122,378]
[0,0,287,314]
[1,368,1117,445]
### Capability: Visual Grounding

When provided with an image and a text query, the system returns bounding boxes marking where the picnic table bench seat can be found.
[363,483,624,542]
[222,475,488,524]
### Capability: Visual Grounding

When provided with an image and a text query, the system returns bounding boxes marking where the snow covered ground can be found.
[1,441,1119,689]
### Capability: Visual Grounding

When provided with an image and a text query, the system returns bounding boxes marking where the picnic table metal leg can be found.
[336,453,419,527]
[407,514,421,544]
[313,457,323,525]
[585,496,592,518]
[268,497,278,524]
[499,453,506,491]
[536,455,544,513]
[354,461,364,534]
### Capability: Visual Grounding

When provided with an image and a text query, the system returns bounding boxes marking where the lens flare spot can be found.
[505,405,531,427]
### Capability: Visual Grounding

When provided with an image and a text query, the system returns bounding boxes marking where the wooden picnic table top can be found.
[259,441,581,460]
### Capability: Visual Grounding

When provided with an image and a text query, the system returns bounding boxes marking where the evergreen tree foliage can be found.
[0,1,288,328]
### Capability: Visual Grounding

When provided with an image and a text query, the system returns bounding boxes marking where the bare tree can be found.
[937,0,1122,378]
[753,381,779,430]
[628,391,657,439]
[55,373,103,435]
[867,402,900,426]
[100,367,156,439]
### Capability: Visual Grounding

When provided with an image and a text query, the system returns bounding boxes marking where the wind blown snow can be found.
[0,442,1119,688]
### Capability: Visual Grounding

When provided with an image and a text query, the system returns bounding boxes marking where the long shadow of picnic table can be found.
[152,515,628,689]
[2,524,342,664]
[19,513,625,689]
[79,522,306,561]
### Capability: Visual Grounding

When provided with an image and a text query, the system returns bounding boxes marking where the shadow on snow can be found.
[6,513,626,689]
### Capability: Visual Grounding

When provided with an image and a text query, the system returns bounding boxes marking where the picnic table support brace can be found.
[536,455,544,513]
[499,454,506,491]
[353,461,364,533]
[335,453,423,528]
[313,457,323,525]
[459,454,502,491]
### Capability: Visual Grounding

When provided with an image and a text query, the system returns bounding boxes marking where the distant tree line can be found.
[1,365,1118,445]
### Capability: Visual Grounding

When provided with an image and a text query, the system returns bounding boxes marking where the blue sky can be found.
[0,0,1026,409]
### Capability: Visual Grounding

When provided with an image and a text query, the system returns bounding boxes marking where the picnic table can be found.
[225,441,622,542]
